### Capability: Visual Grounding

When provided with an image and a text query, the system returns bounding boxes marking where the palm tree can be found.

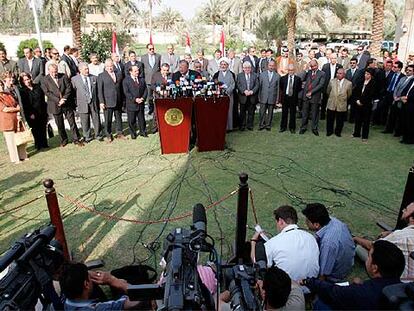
[140,0,161,34]
[370,0,385,57]
[200,0,225,44]
[155,7,184,32]
[255,12,287,46]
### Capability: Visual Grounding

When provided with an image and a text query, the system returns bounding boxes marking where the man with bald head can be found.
[321,53,342,120]
[237,61,259,130]
[299,60,326,135]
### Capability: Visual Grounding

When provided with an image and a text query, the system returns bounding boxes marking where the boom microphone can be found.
[192,203,207,236]
[254,242,267,279]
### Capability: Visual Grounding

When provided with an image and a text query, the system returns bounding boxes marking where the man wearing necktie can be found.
[400,69,414,144]
[111,52,124,77]
[237,61,259,130]
[161,44,179,73]
[123,65,148,138]
[345,58,364,123]
[71,62,103,143]
[258,60,280,131]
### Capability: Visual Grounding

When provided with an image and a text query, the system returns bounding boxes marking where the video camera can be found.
[0,225,64,310]
[128,203,217,310]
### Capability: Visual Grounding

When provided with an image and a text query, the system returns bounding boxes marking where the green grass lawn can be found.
[0,113,412,281]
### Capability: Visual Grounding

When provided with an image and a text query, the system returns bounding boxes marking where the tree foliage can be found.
[16,39,54,58]
[0,42,5,51]
[255,12,287,46]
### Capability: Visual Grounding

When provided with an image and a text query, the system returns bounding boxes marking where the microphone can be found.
[192,203,207,236]
[255,241,267,279]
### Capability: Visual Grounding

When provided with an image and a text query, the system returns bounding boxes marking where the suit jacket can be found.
[207,59,220,77]
[141,53,161,85]
[303,70,326,103]
[97,70,123,109]
[0,59,19,77]
[113,61,125,77]
[355,79,377,106]
[61,53,78,77]
[123,76,148,112]
[41,73,72,114]
[326,78,353,112]
[195,58,209,72]
[355,52,370,70]
[258,70,280,104]
[151,72,171,92]
[71,74,98,114]
[19,84,47,127]
[338,56,350,70]
[345,68,364,89]
[394,76,413,98]
[124,61,145,79]
[279,74,303,104]
[229,57,242,76]
[276,56,297,76]
[17,57,44,84]
[258,57,268,73]
[171,69,198,82]
[387,72,405,93]
[242,55,259,73]
[321,63,343,91]
[161,53,179,73]
[237,72,259,105]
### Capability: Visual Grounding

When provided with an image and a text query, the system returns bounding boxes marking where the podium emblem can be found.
[165,108,184,126]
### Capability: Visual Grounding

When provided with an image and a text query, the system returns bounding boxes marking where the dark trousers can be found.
[353,104,372,139]
[301,99,320,131]
[280,96,297,130]
[385,102,401,135]
[104,108,123,138]
[239,97,256,129]
[320,92,328,119]
[258,103,274,129]
[233,91,240,128]
[147,85,154,114]
[53,108,80,144]
[402,103,414,143]
[348,96,356,123]
[30,117,48,149]
[326,109,346,136]
[373,93,392,125]
[79,106,103,142]
[127,109,146,137]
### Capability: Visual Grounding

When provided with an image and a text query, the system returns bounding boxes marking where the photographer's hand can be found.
[90,271,128,293]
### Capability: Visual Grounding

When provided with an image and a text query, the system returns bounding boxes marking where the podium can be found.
[155,97,193,154]
[195,96,229,152]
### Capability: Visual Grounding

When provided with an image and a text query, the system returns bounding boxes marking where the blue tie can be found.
[388,74,398,93]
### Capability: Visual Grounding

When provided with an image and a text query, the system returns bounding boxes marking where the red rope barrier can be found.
[249,188,259,224]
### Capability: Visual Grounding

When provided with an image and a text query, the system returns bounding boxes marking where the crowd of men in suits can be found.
[0,42,413,148]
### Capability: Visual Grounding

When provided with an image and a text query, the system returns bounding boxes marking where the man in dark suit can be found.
[151,63,172,133]
[237,61,259,130]
[171,60,198,82]
[111,52,124,76]
[321,53,342,120]
[123,65,148,138]
[299,60,326,135]
[354,46,370,70]
[124,51,144,79]
[257,60,280,131]
[33,47,47,73]
[61,45,78,78]
[41,63,82,146]
[345,58,364,122]
[400,76,414,144]
[71,62,103,143]
[242,47,259,73]
[98,59,125,142]
[0,48,19,78]
[280,64,303,133]
[141,44,161,116]
[18,47,44,84]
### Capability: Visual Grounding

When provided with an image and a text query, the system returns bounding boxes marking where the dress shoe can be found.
[247,127,253,131]
[326,133,333,137]
[131,135,137,140]
[74,141,84,147]
[239,127,245,131]
[299,129,306,135]
[312,130,319,136]
[97,136,104,142]
[335,133,342,137]
[290,129,296,134]
[351,134,360,138]
[60,142,68,148]
[152,128,158,134]
[279,129,286,133]
[139,132,148,137]
[266,128,271,131]
[116,134,127,140]
[381,130,392,134]
[258,127,265,131]
[362,139,368,143]
[393,133,401,137]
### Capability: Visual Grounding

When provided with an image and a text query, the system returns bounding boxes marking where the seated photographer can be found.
[251,205,319,282]
[302,203,355,282]
[353,202,414,282]
[219,266,305,311]
[60,262,143,310]
[300,240,405,310]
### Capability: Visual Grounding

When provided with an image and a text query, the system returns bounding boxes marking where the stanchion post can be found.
[233,172,249,262]
[395,164,414,230]
[43,179,70,260]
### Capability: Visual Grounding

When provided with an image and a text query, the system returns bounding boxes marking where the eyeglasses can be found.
[52,52,59,55]
[149,48,154,51]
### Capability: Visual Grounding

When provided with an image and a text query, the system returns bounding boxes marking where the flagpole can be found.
[29,0,44,52]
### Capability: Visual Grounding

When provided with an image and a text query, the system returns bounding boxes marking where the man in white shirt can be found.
[88,53,105,77]
[251,205,320,282]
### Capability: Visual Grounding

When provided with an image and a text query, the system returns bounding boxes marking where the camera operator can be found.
[219,266,305,310]
[300,240,405,310]
[251,205,319,282]
[353,202,414,282]
[60,262,144,310]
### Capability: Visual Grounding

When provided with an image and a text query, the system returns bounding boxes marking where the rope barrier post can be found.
[395,164,414,230]
[232,172,249,263]
[43,179,70,260]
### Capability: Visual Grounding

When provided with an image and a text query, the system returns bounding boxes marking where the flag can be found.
[185,32,191,54]
[220,30,225,57]
[112,31,119,55]
[149,31,153,45]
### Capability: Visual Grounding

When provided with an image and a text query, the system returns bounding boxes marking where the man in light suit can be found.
[193,61,210,79]
[338,48,350,70]
[18,47,44,84]
[237,61,259,131]
[321,53,343,120]
[299,60,326,135]
[258,60,280,131]
[161,44,179,73]
[97,59,125,142]
[326,68,352,137]
[71,62,103,143]
[279,64,303,133]
[141,44,161,116]
[195,49,209,72]
[207,49,222,77]
[228,49,242,75]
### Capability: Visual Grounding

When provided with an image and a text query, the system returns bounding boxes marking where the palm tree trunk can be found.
[212,16,216,45]
[286,0,297,57]
[371,0,385,58]
[239,11,245,40]
[70,9,82,48]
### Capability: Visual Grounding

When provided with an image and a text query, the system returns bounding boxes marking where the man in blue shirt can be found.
[302,203,355,282]
[301,240,405,310]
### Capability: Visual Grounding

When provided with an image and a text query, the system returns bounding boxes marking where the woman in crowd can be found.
[0,72,28,163]
[352,68,377,142]
[19,72,48,150]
